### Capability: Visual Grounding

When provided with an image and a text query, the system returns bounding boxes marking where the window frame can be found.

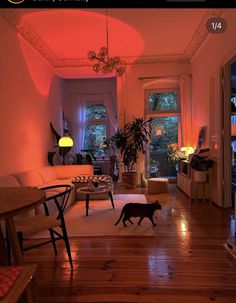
[145,88,181,116]
[84,100,110,153]
[145,88,182,175]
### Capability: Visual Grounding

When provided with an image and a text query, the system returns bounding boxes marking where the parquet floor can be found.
[22,184,236,303]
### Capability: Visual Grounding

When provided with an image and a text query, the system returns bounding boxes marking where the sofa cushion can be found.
[37,167,57,184]
[14,170,44,187]
[53,165,94,179]
[0,175,20,187]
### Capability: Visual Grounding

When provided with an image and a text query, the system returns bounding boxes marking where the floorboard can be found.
[22,184,236,303]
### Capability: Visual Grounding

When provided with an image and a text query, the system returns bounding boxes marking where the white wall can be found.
[0,16,62,176]
[191,9,236,145]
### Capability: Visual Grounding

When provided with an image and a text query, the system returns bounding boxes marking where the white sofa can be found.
[0,165,94,215]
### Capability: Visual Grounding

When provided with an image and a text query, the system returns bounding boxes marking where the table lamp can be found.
[59,136,74,165]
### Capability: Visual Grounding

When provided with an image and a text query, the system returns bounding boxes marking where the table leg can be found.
[0,222,8,265]
[6,218,24,265]
[109,192,115,209]
[86,194,90,216]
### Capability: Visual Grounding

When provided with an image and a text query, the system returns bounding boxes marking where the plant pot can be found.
[122,172,138,188]
[193,170,208,182]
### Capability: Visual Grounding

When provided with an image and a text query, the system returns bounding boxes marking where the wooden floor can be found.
[22,184,236,303]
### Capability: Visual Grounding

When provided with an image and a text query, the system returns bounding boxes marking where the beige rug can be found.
[33,194,162,237]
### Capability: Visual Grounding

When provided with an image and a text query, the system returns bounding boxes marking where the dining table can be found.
[0,187,45,265]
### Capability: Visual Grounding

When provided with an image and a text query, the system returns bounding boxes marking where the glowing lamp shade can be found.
[180,146,194,155]
[59,136,73,147]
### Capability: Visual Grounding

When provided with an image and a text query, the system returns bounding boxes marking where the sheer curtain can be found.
[180,74,193,146]
[103,93,118,135]
[76,94,87,153]
[69,93,86,154]
[69,92,117,154]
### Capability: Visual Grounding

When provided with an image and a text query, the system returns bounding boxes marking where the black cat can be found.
[114,200,162,227]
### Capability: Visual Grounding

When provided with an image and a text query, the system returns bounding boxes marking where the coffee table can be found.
[77,185,114,216]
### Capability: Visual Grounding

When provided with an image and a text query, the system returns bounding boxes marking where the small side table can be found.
[77,185,115,216]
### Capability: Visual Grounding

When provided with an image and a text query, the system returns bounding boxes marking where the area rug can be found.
[33,194,162,237]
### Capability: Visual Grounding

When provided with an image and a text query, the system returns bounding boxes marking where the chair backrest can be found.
[40,185,73,218]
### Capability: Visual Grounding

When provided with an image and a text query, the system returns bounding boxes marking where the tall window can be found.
[145,89,181,178]
[84,102,109,157]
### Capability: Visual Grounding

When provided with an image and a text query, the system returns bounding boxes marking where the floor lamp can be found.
[58,136,74,165]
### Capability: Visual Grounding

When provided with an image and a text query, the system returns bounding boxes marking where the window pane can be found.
[86,104,106,120]
[148,92,178,112]
[84,124,107,154]
[149,117,178,177]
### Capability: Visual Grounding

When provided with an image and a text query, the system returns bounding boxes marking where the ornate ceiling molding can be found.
[184,9,225,59]
[0,9,225,68]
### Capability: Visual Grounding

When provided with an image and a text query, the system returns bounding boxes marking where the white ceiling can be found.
[1,8,225,77]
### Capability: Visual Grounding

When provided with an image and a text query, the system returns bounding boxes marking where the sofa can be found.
[0,165,94,216]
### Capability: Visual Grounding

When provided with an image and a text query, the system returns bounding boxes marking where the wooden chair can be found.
[0,265,37,303]
[14,185,73,268]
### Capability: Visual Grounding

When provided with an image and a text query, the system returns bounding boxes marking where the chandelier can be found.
[87,11,126,77]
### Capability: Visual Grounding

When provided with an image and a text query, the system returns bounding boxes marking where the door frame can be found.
[221,56,236,208]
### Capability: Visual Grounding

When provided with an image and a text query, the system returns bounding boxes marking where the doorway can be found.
[230,61,236,207]
[222,58,236,208]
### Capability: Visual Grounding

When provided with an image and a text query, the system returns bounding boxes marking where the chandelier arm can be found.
[93,56,109,65]
[87,8,126,76]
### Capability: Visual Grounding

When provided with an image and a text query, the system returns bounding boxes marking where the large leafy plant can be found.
[110,117,151,173]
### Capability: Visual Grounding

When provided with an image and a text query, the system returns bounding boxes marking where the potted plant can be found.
[110,117,151,187]
[166,143,179,164]
[190,155,214,182]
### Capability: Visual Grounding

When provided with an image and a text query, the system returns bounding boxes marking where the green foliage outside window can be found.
[84,124,107,155]
[148,92,178,112]
[86,104,106,120]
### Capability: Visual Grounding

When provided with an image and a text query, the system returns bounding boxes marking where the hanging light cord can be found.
[106,9,109,58]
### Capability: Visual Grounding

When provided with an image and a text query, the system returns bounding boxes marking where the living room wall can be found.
[191,9,236,146]
[0,16,62,176]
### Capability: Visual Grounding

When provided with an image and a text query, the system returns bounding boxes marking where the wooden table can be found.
[77,185,114,216]
[0,187,45,265]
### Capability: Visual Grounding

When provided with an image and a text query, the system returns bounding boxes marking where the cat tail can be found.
[114,207,124,226]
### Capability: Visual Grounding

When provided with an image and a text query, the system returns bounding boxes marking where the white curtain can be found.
[180,74,192,146]
[69,93,86,154]
[68,92,117,154]
[75,94,87,153]
[103,93,118,135]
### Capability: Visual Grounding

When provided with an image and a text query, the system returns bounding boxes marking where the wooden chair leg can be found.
[60,216,73,268]
[49,229,57,256]
[0,223,8,266]
[25,279,37,303]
